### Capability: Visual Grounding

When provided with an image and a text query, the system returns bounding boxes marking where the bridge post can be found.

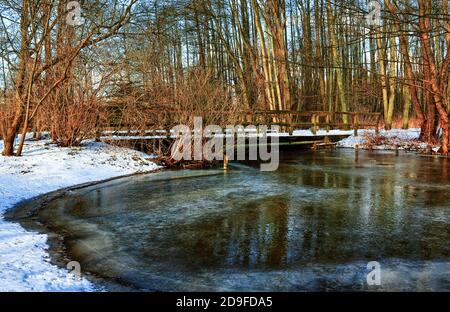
[325,113,331,133]
[223,154,229,170]
[353,114,359,136]
[311,113,318,135]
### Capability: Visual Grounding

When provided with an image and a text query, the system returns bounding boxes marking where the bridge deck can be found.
[101,110,381,135]
[99,110,380,152]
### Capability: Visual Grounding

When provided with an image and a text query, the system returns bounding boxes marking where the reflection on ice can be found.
[21,149,450,291]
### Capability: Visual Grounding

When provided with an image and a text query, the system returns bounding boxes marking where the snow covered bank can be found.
[0,139,159,291]
[292,129,354,137]
[337,128,428,150]
[100,129,354,140]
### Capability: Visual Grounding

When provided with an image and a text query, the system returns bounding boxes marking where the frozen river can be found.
[11,149,450,291]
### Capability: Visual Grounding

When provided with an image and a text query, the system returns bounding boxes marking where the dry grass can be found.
[103,69,241,162]
[361,132,426,151]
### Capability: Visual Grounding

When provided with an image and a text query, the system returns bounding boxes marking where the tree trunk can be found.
[375,25,389,129]
[2,130,16,156]
[385,34,396,130]
[385,0,425,129]
[402,84,411,129]
[419,0,449,153]
[327,0,347,123]
[2,0,29,156]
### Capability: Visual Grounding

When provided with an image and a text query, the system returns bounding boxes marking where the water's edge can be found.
[7,149,450,291]
[5,169,162,292]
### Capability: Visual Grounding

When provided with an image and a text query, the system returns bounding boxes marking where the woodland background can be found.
[0,0,449,155]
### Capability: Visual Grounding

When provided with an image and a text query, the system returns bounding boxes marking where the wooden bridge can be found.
[232,110,381,136]
[102,110,382,135]
[100,110,382,153]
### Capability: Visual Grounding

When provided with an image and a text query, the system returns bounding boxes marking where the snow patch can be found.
[337,128,427,150]
[101,129,354,140]
[0,139,159,291]
[291,129,354,137]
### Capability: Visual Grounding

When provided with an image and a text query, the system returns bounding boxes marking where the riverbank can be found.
[9,147,450,291]
[0,128,436,291]
[337,128,430,150]
[0,138,159,291]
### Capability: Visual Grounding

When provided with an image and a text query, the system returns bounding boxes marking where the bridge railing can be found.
[234,111,381,136]
[101,109,381,136]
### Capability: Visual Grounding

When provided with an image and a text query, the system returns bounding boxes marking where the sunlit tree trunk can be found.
[419,0,449,153]
[2,0,29,156]
[375,24,389,129]
[326,0,347,123]
[385,34,396,130]
[402,83,411,129]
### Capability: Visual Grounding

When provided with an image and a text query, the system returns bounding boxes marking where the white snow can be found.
[0,138,159,291]
[337,128,427,150]
[0,127,429,291]
[101,128,354,140]
[292,129,354,137]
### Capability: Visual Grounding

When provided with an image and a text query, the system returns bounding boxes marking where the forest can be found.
[0,0,449,156]
[2,0,450,295]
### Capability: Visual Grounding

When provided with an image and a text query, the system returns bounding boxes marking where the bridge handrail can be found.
[102,109,381,136]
